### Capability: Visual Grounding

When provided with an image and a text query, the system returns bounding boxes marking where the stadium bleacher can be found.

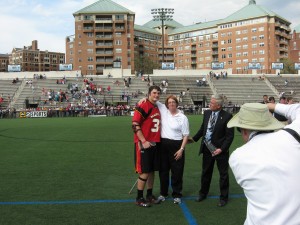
[0,73,299,111]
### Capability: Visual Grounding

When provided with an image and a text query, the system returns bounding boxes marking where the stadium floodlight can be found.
[151,8,174,64]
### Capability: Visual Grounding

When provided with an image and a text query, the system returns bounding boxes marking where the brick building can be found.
[290,24,300,63]
[0,54,9,72]
[66,0,294,75]
[66,0,135,75]
[9,40,65,72]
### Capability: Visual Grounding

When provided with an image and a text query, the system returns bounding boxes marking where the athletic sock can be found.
[146,188,153,197]
[137,190,144,199]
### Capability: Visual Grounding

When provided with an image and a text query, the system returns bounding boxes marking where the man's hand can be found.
[187,137,195,144]
[212,148,222,156]
[138,98,147,105]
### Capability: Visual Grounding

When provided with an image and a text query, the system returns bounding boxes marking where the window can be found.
[243,45,248,49]
[259,42,265,47]
[258,27,264,32]
[115,40,122,45]
[259,50,265,54]
[236,38,241,43]
[87,65,94,70]
[221,54,226,59]
[236,52,242,57]
[236,31,241,35]
[115,48,122,53]
[252,36,257,41]
[243,37,248,42]
[87,41,93,46]
[251,28,257,32]
[87,49,93,54]
[87,57,93,61]
[259,35,264,39]
[252,43,257,48]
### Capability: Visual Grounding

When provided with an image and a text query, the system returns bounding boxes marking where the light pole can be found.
[151,8,174,66]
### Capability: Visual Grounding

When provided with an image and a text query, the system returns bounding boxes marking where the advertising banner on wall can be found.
[248,62,261,70]
[211,62,224,70]
[59,64,73,71]
[19,111,48,118]
[162,62,175,70]
[271,62,284,70]
[8,65,21,72]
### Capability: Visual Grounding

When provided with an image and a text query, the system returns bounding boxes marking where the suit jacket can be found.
[193,109,234,155]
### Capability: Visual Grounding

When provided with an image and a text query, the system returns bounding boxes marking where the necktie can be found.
[205,112,216,142]
[209,112,216,132]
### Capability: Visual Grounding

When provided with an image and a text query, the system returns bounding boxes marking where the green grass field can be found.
[0,116,246,225]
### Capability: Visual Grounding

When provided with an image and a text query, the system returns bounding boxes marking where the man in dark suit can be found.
[191,94,234,207]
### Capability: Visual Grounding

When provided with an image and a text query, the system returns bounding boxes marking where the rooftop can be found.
[73,0,134,16]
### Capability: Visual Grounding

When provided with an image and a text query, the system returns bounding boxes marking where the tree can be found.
[280,58,297,74]
[134,53,160,75]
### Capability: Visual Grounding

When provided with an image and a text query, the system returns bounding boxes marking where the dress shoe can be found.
[195,195,206,202]
[217,199,227,207]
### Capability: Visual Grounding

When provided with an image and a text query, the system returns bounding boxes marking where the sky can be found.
[0,0,299,54]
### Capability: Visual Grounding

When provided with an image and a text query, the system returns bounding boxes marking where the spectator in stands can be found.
[196,79,200,86]
[279,96,287,104]
[107,85,111,95]
[268,96,275,103]
[260,95,269,104]
[284,79,288,87]
[269,96,287,122]
[287,97,294,104]
[202,77,207,86]
[279,91,285,98]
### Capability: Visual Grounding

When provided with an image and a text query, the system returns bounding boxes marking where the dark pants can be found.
[200,146,229,201]
[159,138,185,198]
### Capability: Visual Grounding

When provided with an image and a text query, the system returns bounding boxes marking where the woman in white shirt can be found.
[156,95,190,204]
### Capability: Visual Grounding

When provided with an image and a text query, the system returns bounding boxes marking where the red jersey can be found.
[133,100,161,143]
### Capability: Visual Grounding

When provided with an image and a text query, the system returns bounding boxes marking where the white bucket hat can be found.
[227,103,284,131]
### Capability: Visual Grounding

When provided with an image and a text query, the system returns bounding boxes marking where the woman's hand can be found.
[174,148,184,161]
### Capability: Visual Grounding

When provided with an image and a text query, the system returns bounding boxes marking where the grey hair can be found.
[211,94,224,106]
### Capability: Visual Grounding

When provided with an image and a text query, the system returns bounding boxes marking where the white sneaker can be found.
[157,195,167,202]
[173,198,181,204]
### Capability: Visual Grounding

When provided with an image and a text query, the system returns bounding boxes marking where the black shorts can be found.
[134,142,160,174]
